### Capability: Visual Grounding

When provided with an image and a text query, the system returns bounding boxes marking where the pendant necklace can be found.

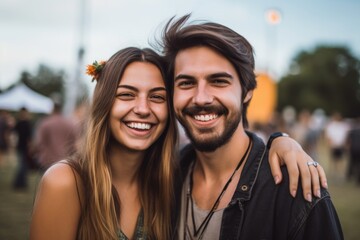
[185,139,252,240]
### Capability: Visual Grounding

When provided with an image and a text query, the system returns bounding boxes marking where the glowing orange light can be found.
[266,9,282,25]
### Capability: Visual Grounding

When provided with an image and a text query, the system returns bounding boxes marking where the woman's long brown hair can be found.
[69,47,178,239]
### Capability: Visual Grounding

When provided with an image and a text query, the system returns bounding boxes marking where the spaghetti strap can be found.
[69,165,83,211]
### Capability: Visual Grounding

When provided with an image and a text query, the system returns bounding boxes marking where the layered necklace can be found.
[184,139,252,240]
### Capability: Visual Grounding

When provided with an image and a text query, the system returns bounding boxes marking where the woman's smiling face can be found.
[109,61,168,152]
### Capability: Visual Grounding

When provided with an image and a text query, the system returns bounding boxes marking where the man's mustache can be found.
[182,105,228,116]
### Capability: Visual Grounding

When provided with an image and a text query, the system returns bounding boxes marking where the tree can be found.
[277,46,360,118]
[19,64,88,105]
[20,64,65,100]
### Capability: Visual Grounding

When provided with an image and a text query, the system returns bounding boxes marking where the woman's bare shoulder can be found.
[30,161,83,240]
[40,161,80,190]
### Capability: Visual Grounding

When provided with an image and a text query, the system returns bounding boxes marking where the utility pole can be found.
[64,0,87,116]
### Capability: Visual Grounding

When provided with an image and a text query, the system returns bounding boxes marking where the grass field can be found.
[0,142,359,240]
[329,180,360,240]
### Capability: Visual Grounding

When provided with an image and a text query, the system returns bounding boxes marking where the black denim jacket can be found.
[176,131,344,240]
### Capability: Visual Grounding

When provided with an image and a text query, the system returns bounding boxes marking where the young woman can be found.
[29,47,326,240]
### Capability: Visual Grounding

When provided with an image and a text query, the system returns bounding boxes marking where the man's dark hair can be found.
[157,14,257,128]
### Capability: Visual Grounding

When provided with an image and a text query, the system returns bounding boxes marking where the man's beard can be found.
[178,105,242,152]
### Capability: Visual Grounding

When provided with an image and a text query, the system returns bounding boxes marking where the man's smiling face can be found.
[173,46,252,152]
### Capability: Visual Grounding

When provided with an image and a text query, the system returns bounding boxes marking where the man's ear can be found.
[244,90,253,103]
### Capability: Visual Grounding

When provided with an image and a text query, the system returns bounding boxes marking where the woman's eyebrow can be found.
[117,85,167,92]
[117,85,138,91]
[150,87,167,93]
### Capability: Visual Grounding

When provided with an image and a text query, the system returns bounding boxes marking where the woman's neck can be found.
[109,143,145,185]
[109,143,143,238]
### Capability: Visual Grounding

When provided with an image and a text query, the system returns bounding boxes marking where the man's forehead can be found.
[174,46,236,77]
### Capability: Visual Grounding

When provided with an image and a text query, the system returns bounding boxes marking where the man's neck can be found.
[190,127,250,210]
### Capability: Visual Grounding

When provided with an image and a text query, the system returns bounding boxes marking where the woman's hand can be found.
[268,136,327,202]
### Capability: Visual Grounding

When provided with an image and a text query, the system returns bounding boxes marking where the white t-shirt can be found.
[325,120,349,147]
[179,163,224,240]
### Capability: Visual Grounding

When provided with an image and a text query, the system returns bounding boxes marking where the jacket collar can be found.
[231,131,266,201]
[179,131,266,202]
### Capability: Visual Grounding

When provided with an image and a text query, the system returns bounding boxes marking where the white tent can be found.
[0,84,53,114]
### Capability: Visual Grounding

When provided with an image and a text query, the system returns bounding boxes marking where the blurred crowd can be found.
[248,107,360,185]
[0,101,88,190]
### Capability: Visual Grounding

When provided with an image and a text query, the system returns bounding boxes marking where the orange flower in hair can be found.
[86,60,106,81]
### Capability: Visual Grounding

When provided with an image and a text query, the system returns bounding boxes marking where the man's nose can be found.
[192,82,213,105]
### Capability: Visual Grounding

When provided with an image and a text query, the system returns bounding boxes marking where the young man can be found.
[160,15,343,239]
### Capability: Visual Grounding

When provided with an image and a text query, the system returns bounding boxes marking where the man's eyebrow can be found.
[174,72,234,82]
[208,72,233,79]
[174,74,195,82]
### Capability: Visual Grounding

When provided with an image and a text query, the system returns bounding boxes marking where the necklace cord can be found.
[187,138,252,239]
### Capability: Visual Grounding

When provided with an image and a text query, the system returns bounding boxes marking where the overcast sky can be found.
[1,0,359,90]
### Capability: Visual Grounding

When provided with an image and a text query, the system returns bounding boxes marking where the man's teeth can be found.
[127,122,151,130]
[194,114,218,122]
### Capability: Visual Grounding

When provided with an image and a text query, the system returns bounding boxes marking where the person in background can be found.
[159,14,342,239]
[12,107,32,190]
[34,102,77,171]
[291,109,319,160]
[325,111,350,179]
[0,110,11,165]
[346,117,360,184]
